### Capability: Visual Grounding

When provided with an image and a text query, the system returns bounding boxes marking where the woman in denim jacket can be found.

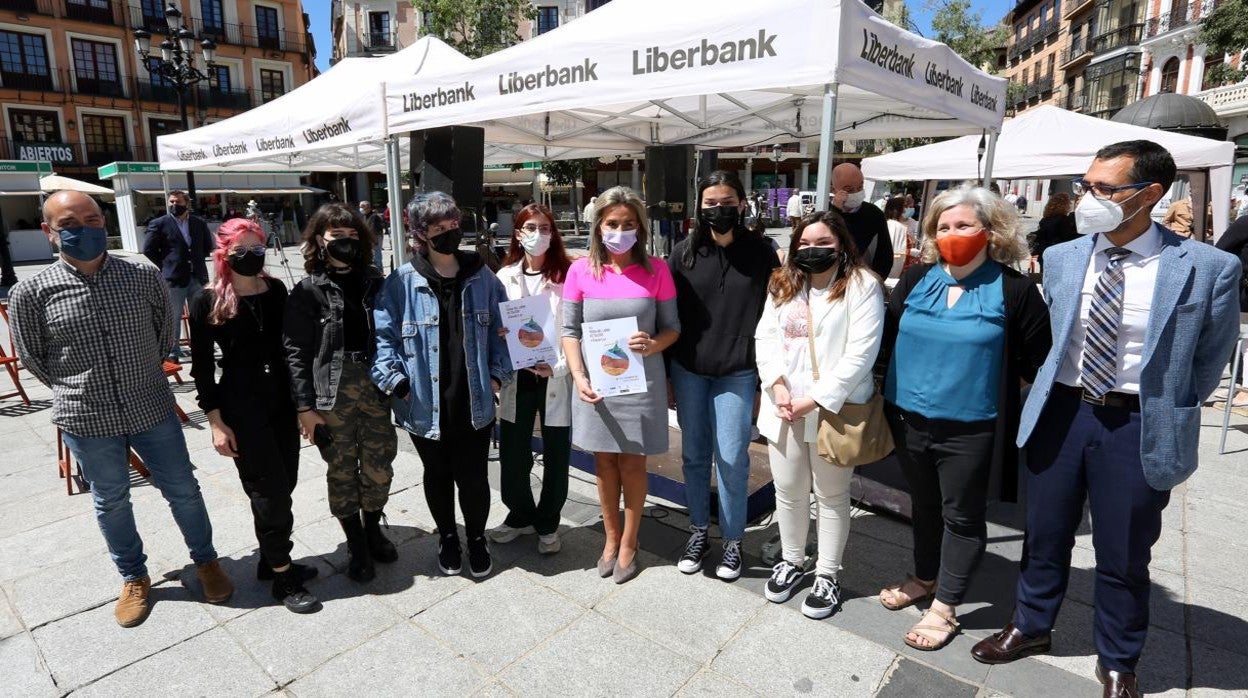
[373,192,512,579]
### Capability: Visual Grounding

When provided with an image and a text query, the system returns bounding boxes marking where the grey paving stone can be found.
[596,563,766,661]
[470,681,519,697]
[413,568,584,668]
[1190,637,1248,695]
[0,589,22,640]
[287,621,488,697]
[361,533,474,619]
[72,627,276,697]
[31,582,217,690]
[224,573,403,685]
[712,603,896,697]
[0,512,109,584]
[674,668,760,697]
[183,540,337,624]
[0,459,62,505]
[874,657,977,698]
[984,653,1102,698]
[0,484,93,541]
[504,526,623,608]
[5,551,158,630]
[0,633,57,698]
[499,611,699,697]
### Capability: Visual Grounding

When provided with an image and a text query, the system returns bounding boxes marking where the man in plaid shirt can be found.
[9,191,233,628]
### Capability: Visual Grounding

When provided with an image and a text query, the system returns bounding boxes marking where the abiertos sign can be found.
[17,143,75,163]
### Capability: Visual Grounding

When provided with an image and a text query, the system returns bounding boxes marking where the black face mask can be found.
[170,204,188,217]
[700,205,740,233]
[227,250,265,277]
[427,228,463,255]
[325,237,361,265]
[792,246,841,274]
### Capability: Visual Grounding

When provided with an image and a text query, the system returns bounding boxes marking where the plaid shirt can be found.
[9,255,176,437]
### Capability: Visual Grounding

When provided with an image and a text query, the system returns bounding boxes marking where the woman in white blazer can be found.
[488,204,575,555]
[754,210,885,619]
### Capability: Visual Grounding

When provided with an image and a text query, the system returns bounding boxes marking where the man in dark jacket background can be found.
[143,190,210,361]
[831,163,894,279]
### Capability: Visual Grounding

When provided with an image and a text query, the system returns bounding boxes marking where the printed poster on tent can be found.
[581,317,646,397]
[500,295,558,370]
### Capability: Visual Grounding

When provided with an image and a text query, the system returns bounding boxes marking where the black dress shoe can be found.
[1096,664,1140,698]
[971,623,1052,664]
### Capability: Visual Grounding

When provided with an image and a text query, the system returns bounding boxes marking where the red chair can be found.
[0,302,30,406]
[57,428,151,496]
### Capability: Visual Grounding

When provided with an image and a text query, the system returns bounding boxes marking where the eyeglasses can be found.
[231,245,266,256]
[1072,178,1154,201]
[520,224,552,234]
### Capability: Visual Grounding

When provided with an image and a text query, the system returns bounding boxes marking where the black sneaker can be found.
[437,534,462,575]
[271,570,320,614]
[764,560,806,603]
[801,574,842,620]
[677,526,709,574]
[467,535,492,578]
[716,539,743,581]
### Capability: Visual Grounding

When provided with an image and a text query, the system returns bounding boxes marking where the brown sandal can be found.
[879,575,936,610]
[903,607,960,651]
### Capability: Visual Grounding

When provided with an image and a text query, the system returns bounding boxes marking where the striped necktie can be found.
[1080,246,1133,398]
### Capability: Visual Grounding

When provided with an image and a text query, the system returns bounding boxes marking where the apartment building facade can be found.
[1005,0,1064,113]
[1,0,315,184]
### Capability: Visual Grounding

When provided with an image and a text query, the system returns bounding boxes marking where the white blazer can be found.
[754,268,885,444]
[495,261,573,427]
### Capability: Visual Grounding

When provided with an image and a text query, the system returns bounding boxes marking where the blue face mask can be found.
[903,207,915,219]
[55,226,108,261]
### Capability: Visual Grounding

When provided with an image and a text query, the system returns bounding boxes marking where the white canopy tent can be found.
[861,104,1237,238]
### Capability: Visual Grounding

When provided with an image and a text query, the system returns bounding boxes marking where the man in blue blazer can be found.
[971,141,1241,698]
[143,190,211,361]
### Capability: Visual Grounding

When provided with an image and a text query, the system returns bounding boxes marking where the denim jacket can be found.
[372,260,513,439]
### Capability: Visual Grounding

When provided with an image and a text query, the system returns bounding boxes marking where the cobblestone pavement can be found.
[1,246,1245,697]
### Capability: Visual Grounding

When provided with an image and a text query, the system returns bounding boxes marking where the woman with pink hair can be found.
[187,218,319,614]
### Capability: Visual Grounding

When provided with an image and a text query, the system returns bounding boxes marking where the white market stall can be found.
[861,104,1238,239]
[0,161,54,263]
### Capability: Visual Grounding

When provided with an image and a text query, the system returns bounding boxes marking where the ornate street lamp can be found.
[134,3,217,207]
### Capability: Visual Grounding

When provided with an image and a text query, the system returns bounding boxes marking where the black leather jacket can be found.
[283,266,385,410]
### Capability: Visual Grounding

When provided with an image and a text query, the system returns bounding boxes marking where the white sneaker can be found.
[486,524,534,543]
[537,533,561,555]
[716,540,743,581]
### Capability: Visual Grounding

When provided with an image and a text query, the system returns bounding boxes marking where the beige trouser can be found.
[767,419,855,578]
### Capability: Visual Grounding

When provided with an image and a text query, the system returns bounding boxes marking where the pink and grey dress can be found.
[561,257,680,455]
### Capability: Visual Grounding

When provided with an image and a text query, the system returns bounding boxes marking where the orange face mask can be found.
[936,229,988,266]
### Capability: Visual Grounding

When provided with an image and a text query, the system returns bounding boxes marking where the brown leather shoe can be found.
[196,559,234,604]
[970,622,1052,664]
[1096,663,1140,698]
[115,576,151,627]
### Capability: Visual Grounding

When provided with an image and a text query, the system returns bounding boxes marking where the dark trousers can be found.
[0,227,17,287]
[1013,389,1169,674]
[498,376,571,536]
[411,423,493,539]
[886,405,996,605]
[227,405,301,568]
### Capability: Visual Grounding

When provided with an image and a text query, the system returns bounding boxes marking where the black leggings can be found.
[410,424,493,540]
[227,406,301,568]
[886,404,996,606]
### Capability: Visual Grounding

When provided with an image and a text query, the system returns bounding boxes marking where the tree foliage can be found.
[411,0,536,58]
[1197,0,1248,87]
[540,158,597,187]
[927,0,1007,73]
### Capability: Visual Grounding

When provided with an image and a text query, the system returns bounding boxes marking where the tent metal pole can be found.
[385,135,406,270]
[815,83,839,211]
[981,130,1000,187]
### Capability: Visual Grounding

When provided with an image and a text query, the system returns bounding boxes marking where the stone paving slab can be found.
[673,669,760,697]
[0,632,58,698]
[874,657,978,698]
[0,588,23,640]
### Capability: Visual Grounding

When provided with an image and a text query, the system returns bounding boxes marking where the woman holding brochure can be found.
[372,191,512,580]
[561,186,680,584]
[488,204,575,555]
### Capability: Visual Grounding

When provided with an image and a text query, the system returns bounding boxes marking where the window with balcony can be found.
[537,7,559,35]
[1160,57,1180,93]
[71,39,123,97]
[148,117,182,147]
[66,0,115,24]
[367,11,392,49]
[9,109,61,143]
[587,0,613,9]
[1086,53,1139,115]
[255,5,280,50]
[81,114,129,164]
[0,31,53,91]
[1093,0,1143,54]
[139,0,166,32]
[201,0,225,34]
[1048,53,1056,77]
[1203,56,1224,91]
[260,68,284,102]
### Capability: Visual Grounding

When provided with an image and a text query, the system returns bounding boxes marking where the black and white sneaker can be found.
[715,539,743,581]
[467,535,493,578]
[801,574,842,619]
[437,533,462,576]
[677,526,709,574]
[764,560,806,603]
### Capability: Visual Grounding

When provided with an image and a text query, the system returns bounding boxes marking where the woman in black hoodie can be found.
[667,170,780,581]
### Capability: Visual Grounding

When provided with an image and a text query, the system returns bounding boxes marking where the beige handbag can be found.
[805,288,894,468]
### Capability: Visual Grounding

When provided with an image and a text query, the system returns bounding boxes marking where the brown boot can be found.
[196,559,234,604]
[115,576,152,627]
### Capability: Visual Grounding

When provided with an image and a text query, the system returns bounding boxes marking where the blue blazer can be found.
[143,213,211,287]
[1018,224,1242,490]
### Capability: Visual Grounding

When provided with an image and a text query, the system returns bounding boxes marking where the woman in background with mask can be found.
[284,203,397,584]
[667,171,779,581]
[884,197,912,281]
[373,192,512,579]
[876,186,1050,651]
[754,210,883,618]
[561,186,680,584]
[488,204,575,555]
[189,218,318,613]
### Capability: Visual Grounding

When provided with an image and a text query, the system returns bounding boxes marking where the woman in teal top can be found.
[877,185,1051,653]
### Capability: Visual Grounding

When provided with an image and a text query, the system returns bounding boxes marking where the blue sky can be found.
[304,0,1014,73]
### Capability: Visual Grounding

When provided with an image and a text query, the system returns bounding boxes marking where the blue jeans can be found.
[671,362,757,540]
[62,414,217,581]
[167,278,203,357]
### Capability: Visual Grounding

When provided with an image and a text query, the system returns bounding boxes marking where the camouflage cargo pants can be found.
[320,361,398,518]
